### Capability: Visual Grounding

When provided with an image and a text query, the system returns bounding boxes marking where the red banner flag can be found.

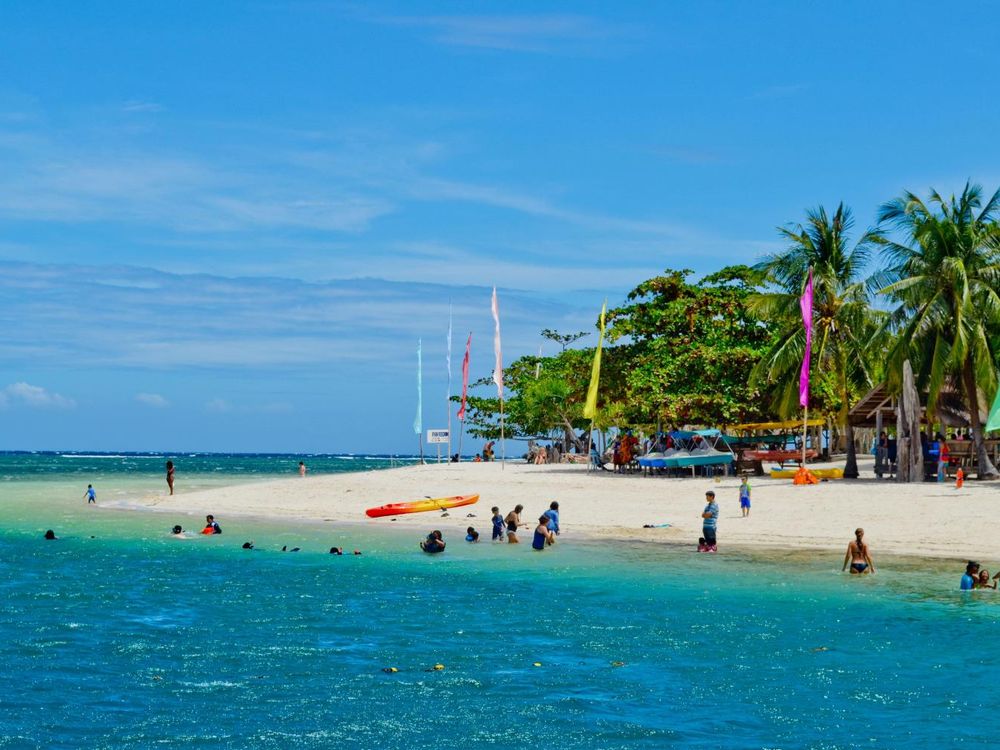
[457,332,472,421]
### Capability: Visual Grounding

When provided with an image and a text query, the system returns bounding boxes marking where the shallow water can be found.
[1,455,998,748]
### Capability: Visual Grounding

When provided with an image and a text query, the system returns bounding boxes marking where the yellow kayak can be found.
[366,494,479,518]
[769,468,844,479]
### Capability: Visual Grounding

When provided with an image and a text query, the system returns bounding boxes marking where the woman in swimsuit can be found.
[842,528,875,574]
[166,460,175,496]
[504,504,525,544]
[532,515,555,550]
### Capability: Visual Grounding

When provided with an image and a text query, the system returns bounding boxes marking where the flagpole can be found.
[446,303,453,462]
[799,268,813,469]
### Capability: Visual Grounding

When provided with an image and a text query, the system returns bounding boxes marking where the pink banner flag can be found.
[491,287,503,398]
[799,268,814,408]
[457,333,471,421]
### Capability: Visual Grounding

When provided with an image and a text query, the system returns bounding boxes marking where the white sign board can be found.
[426,429,450,444]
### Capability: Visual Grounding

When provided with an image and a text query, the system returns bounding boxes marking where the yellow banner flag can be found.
[583,300,607,420]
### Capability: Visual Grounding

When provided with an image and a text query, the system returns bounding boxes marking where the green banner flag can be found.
[987,383,1000,433]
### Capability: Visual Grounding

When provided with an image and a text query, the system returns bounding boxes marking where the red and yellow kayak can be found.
[365,494,479,518]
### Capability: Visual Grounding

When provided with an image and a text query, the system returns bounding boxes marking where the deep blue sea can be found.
[1,453,998,748]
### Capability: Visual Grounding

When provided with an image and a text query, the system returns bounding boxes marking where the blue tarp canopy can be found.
[669,429,720,439]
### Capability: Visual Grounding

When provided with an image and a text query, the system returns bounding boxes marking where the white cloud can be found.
[122,101,164,113]
[135,392,169,408]
[0,382,76,409]
[372,13,631,53]
[205,398,231,413]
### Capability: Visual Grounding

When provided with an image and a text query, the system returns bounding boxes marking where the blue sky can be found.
[1,2,998,452]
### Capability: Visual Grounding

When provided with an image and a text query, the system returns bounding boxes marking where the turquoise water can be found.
[2,454,998,748]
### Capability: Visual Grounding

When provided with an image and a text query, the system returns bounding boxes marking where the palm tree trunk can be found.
[839,355,860,478]
[843,422,859,478]
[963,358,999,479]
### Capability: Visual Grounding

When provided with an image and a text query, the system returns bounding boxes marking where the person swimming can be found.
[241,541,255,549]
[329,547,344,555]
[171,525,184,536]
[281,545,301,552]
[420,530,446,554]
[43,529,57,540]
[466,526,480,542]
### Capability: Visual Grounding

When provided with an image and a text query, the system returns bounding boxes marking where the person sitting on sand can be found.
[473,454,482,463]
[421,530,446,554]
[842,528,875,575]
[697,537,715,553]
[202,515,222,535]
[533,445,547,465]
[961,561,980,590]
[505,505,525,543]
[532,515,555,550]
[466,527,480,542]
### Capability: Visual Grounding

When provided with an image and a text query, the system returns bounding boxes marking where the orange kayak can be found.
[365,494,479,518]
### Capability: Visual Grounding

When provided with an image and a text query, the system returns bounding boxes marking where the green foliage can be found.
[750,203,885,423]
[877,182,1000,475]
[605,266,774,426]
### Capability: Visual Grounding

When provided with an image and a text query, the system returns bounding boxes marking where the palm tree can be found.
[877,182,1000,479]
[750,204,884,478]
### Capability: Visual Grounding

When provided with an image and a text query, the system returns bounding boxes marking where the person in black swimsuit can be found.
[842,528,875,574]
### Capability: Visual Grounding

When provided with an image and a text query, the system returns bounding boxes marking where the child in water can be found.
[739,476,751,518]
[466,527,480,542]
[491,506,505,542]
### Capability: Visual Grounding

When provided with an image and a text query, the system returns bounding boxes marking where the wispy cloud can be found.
[0,382,76,409]
[205,398,231,413]
[135,392,169,408]
[649,146,726,166]
[122,100,164,113]
[371,13,631,53]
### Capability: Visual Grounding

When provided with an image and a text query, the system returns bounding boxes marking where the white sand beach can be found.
[113,458,1000,561]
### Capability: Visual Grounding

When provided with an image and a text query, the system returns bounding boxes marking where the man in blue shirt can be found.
[961,561,980,590]
[702,491,719,550]
[543,501,560,535]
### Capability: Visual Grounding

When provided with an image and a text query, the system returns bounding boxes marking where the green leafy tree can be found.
[750,204,884,476]
[877,182,1000,478]
[540,329,589,351]
[605,266,774,427]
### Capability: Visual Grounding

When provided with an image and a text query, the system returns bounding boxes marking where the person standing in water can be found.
[701,491,719,551]
[532,515,555,550]
[165,460,175,495]
[83,484,96,504]
[299,461,307,477]
[505,504,525,543]
[842,528,875,574]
